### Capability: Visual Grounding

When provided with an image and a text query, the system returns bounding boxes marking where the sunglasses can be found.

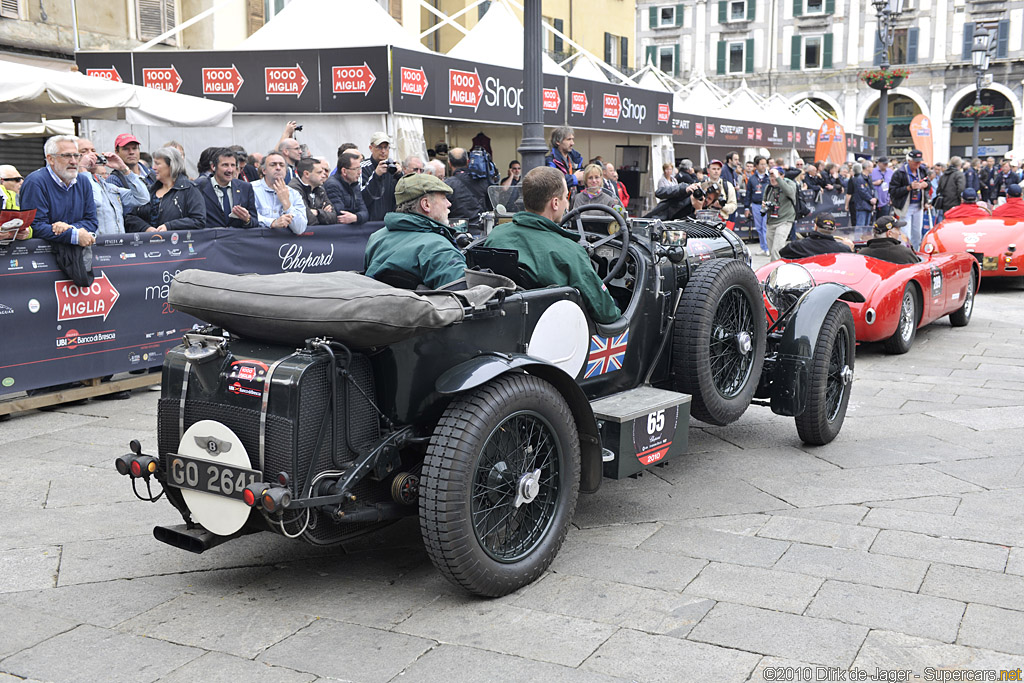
[2,177,22,182]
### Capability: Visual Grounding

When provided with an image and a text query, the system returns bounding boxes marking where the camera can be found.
[95,154,108,165]
[386,161,398,173]
[762,198,779,218]
[294,124,303,132]
[691,186,706,201]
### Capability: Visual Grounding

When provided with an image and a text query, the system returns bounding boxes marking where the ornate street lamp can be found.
[971,26,992,161]
[872,0,905,160]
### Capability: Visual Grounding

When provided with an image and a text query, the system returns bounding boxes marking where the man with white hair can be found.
[19,135,97,246]
[426,159,446,178]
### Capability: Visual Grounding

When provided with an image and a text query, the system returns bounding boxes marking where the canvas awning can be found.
[237,0,426,51]
[447,2,566,75]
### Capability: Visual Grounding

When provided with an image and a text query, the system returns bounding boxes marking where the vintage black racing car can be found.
[115,194,861,597]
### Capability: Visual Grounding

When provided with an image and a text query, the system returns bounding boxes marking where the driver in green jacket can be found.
[364,173,466,289]
[483,166,621,324]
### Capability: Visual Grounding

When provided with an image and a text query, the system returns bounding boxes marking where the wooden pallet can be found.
[0,374,158,416]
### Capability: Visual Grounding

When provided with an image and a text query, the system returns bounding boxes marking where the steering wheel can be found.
[560,203,631,284]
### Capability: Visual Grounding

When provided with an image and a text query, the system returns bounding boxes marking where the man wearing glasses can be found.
[402,155,425,177]
[0,164,23,209]
[19,135,97,246]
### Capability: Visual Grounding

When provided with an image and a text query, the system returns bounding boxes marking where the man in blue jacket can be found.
[744,156,770,255]
[20,135,97,246]
[195,148,258,228]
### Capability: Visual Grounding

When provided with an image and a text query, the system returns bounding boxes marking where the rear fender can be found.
[436,354,602,494]
[771,283,862,417]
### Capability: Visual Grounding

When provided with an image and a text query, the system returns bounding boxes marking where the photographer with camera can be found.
[763,167,798,260]
[360,131,401,222]
[690,160,737,223]
[77,138,149,235]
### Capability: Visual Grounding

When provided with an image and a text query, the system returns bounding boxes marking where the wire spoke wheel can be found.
[884,285,919,354]
[796,301,855,445]
[824,324,850,422]
[708,286,756,399]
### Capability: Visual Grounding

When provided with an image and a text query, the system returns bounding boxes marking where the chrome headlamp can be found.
[764,263,816,312]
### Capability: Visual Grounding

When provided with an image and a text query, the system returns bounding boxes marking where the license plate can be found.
[982,255,998,271]
[164,453,260,502]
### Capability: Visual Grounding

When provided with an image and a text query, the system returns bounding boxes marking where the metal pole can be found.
[972,71,982,159]
[877,13,890,161]
[518,0,547,174]
[70,0,80,51]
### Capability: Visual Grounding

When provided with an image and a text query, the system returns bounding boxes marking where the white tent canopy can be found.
[237,0,426,51]
[447,2,566,74]
[568,56,610,83]
[0,59,234,128]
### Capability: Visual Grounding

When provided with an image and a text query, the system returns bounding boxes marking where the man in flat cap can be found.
[779,212,854,259]
[363,173,465,289]
[859,215,920,264]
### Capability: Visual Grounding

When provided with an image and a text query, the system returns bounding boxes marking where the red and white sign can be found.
[331,62,376,95]
[602,93,621,121]
[449,69,483,110]
[54,273,120,322]
[86,67,122,83]
[571,90,588,115]
[747,128,755,140]
[756,127,763,141]
[657,103,670,123]
[142,66,182,93]
[695,122,704,137]
[399,66,429,98]
[543,87,561,112]
[202,65,244,97]
[707,124,716,138]
[265,64,308,97]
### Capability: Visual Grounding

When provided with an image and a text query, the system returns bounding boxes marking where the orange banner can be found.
[909,115,934,166]
[814,120,847,166]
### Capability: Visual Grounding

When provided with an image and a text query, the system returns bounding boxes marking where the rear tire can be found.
[672,259,766,425]
[949,269,976,327]
[419,374,580,597]
[796,302,855,446]
[883,285,919,355]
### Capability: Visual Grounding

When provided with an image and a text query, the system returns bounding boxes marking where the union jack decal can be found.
[585,331,629,379]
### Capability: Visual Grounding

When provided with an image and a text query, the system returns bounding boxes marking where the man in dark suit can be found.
[195,148,258,228]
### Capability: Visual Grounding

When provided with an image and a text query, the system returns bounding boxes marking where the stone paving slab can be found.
[756,514,878,550]
[259,619,435,682]
[0,604,77,659]
[929,455,1024,489]
[0,546,60,593]
[0,624,202,683]
[805,580,966,643]
[638,523,790,567]
[393,603,617,668]
[861,507,1024,546]
[955,489,1024,526]
[687,602,868,667]
[549,536,707,592]
[863,495,962,515]
[157,651,316,683]
[959,604,1024,655]
[682,562,823,614]
[0,578,182,629]
[870,528,1009,571]
[396,644,631,683]
[773,544,929,591]
[920,564,1024,612]
[581,628,759,682]
[852,629,1024,676]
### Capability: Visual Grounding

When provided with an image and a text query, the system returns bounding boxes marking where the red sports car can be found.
[756,251,979,354]
[921,217,1024,281]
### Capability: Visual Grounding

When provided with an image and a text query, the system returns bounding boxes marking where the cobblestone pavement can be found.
[3,263,1024,682]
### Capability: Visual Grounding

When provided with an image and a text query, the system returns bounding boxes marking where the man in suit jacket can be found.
[195,148,258,228]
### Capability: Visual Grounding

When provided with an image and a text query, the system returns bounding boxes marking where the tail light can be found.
[115,453,158,478]
[242,482,269,507]
[262,487,292,513]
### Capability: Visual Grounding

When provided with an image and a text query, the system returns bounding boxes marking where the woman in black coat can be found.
[142,146,206,231]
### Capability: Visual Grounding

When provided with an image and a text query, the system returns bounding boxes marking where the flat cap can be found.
[394,173,452,205]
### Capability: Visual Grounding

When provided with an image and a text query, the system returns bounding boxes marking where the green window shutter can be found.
[649,6,657,28]
[674,44,681,75]
[745,38,754,72]
[719,0,727,23]
[825,0,834,14]
[747,0,756,21]
[621,36,628,69]
[793,0,802,18]
[998,19,1009,58]
[823,33,833,68]
[791,35,802,70]
[717,40,726,74]
[604,32,613,63]
[962,22,974,61]
[553,18,563,52]
[676,4,684,26]
[646,45,657,67]
[907,27,918,64]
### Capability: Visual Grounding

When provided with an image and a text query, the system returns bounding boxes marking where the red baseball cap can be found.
[708,159,724,167]
[114,133,141,148]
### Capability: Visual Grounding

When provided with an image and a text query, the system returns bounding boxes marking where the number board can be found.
[165,453,260,502]
[632,406,679,466]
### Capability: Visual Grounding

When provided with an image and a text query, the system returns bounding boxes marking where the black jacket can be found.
[324,175,368,225]
[289,178,337,226]
[646,183,695,220]
[445,168,490,226]
[360,160,399,221]
[935,168,965,212]
[889,163,928,212]
[779,232,852,259]
[859,237,920,264]
[195,177,258,228]
[141,175,206,230]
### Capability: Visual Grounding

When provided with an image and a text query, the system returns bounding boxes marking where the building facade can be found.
[637,0,1024,160]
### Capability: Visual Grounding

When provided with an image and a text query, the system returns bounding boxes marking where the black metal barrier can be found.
[0,224,381,396]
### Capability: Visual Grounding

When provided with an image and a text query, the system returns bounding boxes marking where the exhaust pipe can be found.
[153,524,236,554]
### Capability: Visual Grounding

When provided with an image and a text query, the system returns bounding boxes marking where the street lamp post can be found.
[971,27,992,161]
[518,0,548,174]
[872,0,905,160]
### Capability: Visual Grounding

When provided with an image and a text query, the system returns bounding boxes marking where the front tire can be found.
[419,373,580,597]
[672,259,767,425]
[883,285,919,355]
[796,302,855,445]
[949,269,976,327]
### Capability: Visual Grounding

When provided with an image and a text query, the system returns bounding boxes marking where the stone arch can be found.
[857,86,931,125]
[789,91,844,121]
[943,82,1021,123]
